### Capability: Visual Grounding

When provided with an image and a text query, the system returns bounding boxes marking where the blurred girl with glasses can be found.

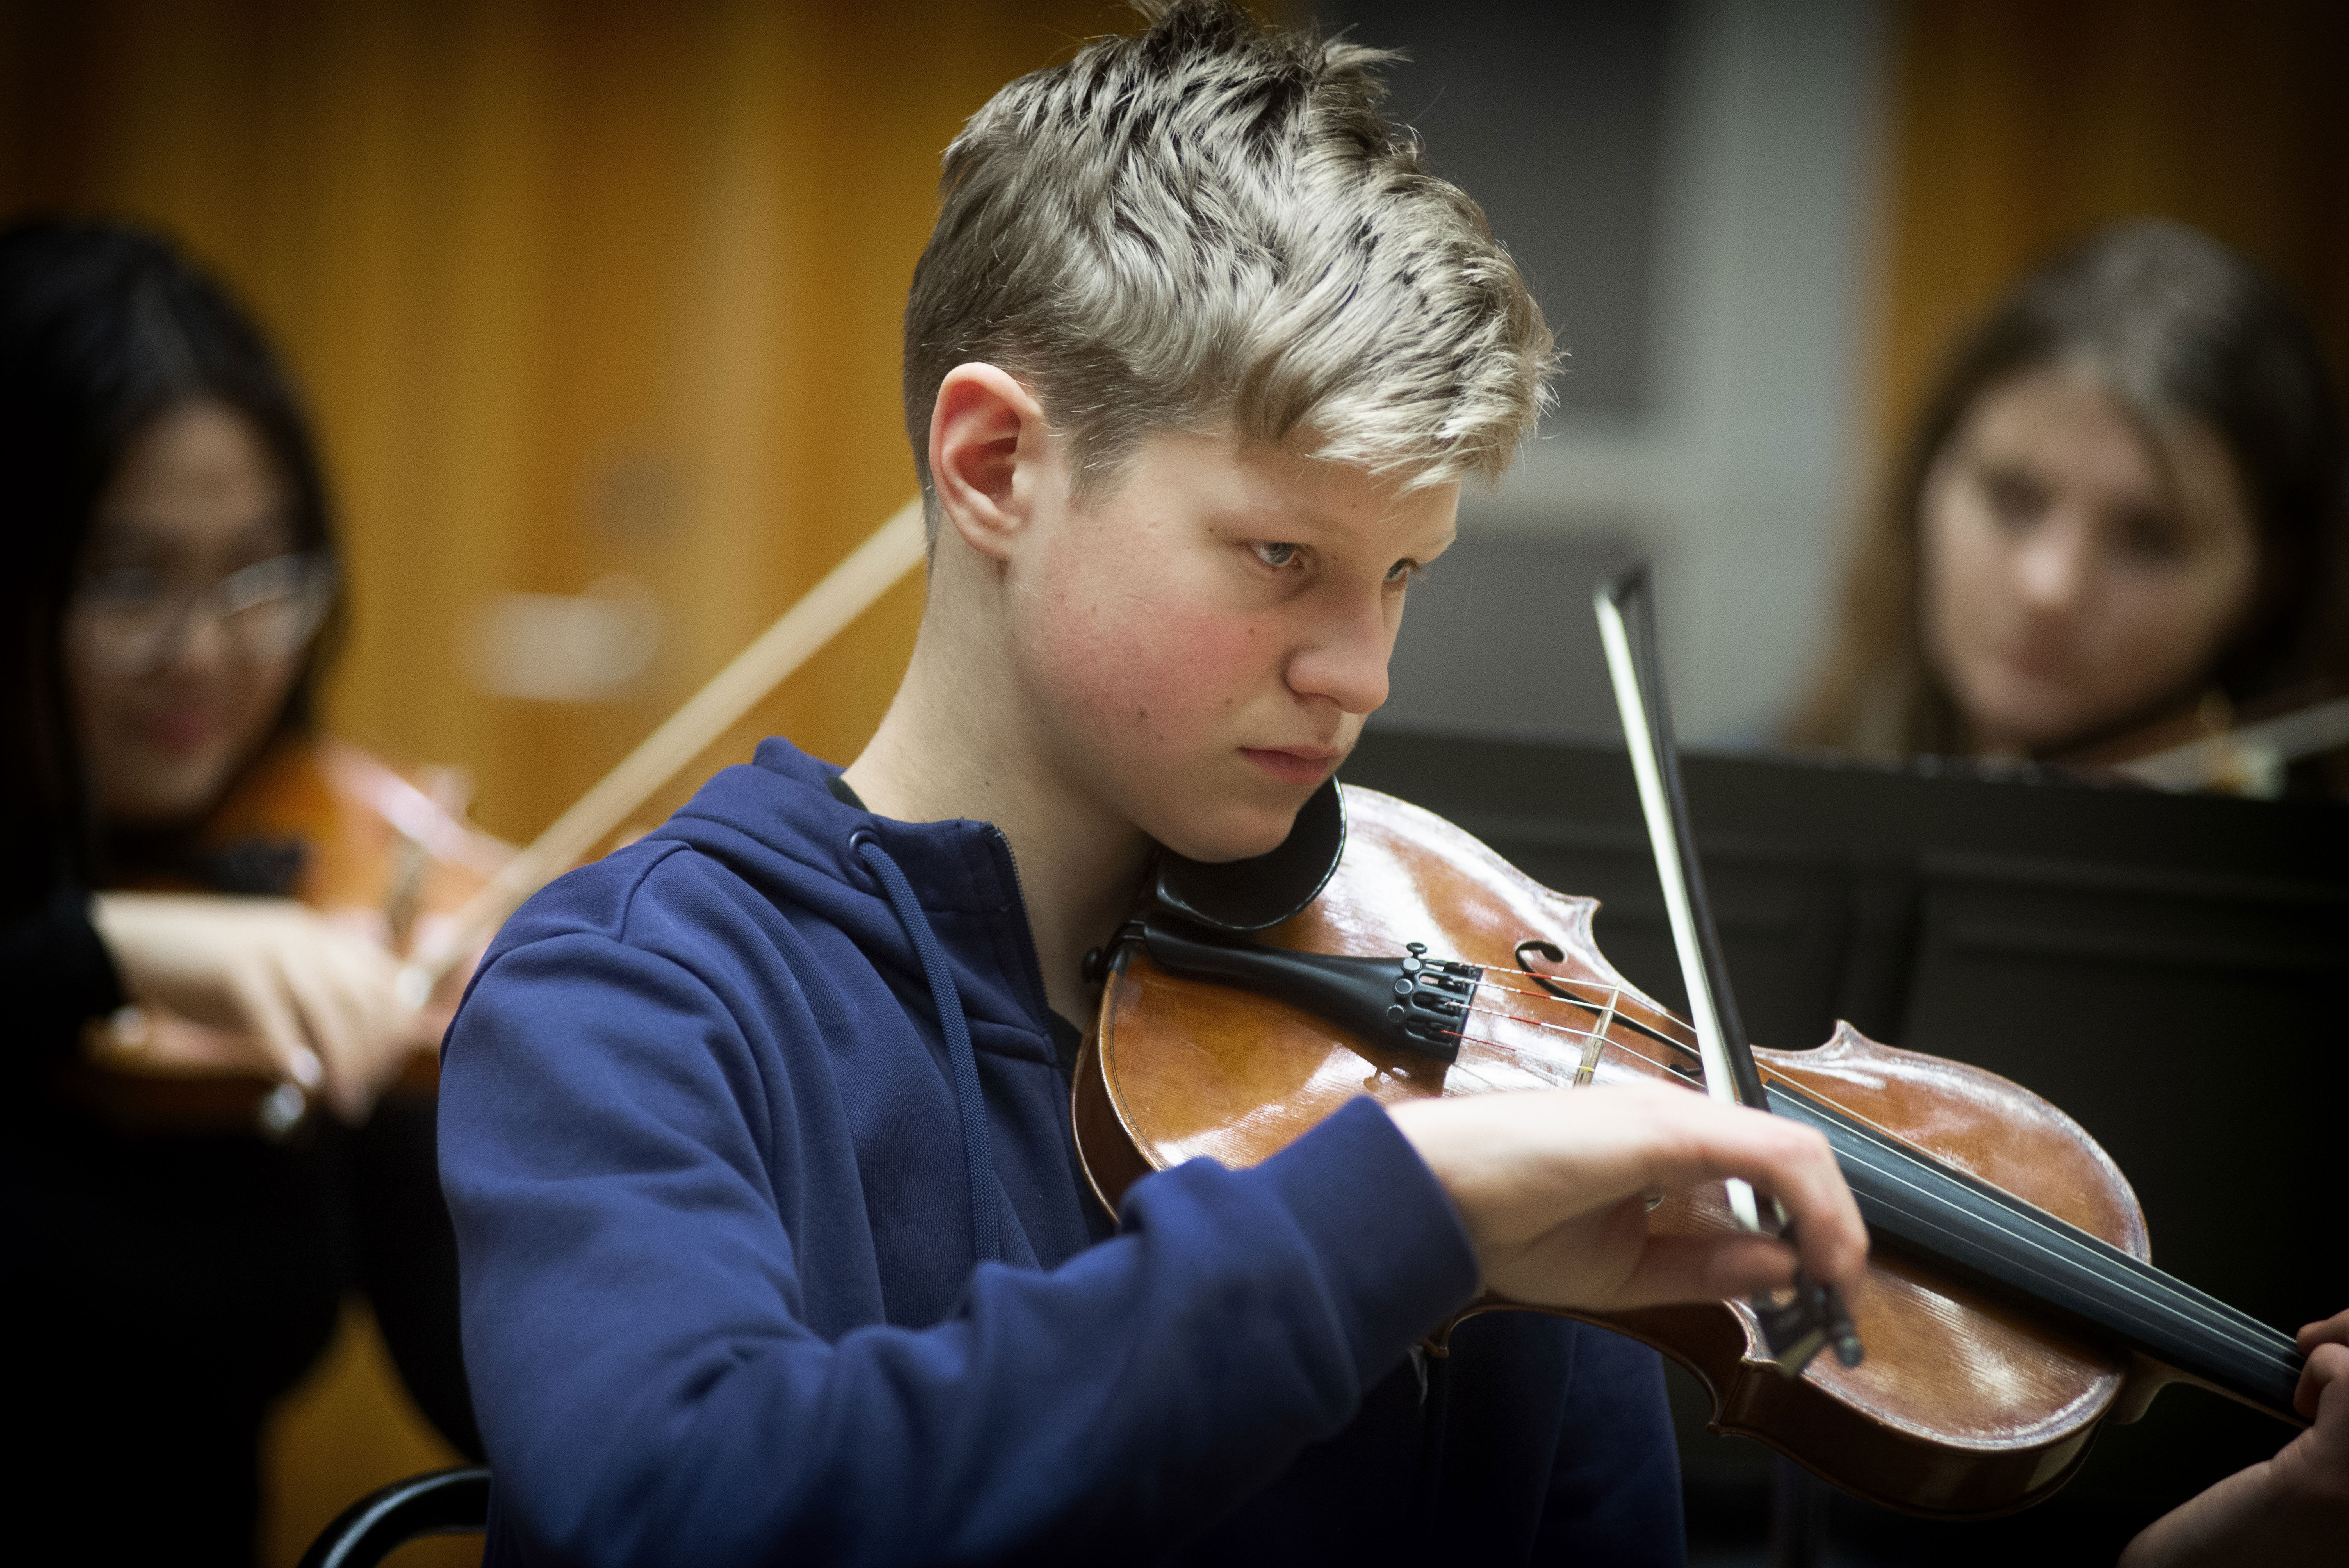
[1,219,478,1564]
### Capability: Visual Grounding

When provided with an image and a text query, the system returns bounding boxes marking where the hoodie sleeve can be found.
[439,925,1481,1568]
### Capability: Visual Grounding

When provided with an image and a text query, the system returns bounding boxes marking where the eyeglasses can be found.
[68,552,335,679]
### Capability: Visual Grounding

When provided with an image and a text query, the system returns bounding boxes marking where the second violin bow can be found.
[396,496,928,1006]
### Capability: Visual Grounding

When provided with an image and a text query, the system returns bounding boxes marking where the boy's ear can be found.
[929,363,1050,563]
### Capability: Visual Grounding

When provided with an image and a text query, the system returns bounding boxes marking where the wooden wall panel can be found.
[0,0,1121,846]
[1877,0,2349,452]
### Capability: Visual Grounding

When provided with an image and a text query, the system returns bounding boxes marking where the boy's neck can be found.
[843,593,1150,1031]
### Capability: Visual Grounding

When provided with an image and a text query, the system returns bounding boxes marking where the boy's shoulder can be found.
[467,736,1033,1010]
[472,738,859,972]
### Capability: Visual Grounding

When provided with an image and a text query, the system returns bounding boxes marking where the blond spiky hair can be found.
[902,0,1555,531]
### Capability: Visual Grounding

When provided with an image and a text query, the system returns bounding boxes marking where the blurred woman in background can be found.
[1792,221,2348,780]
[1,219,475,1566]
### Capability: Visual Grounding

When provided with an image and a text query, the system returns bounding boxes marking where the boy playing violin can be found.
[438,4,2339,1563]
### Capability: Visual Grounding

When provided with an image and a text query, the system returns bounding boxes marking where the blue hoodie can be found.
[439,738,1684,1566]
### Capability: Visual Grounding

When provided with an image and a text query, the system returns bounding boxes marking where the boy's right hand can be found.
[1387,1082,1868,1312]
[90,891,421,1121]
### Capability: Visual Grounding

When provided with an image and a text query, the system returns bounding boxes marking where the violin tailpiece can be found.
[1122,915,1477,1065]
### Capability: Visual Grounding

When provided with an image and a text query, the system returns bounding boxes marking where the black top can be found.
[9,852,479,1567]
[5,881,123,1069]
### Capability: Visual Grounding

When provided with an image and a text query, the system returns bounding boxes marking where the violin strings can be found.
[1473,978,1698,1061]
[1462,1001,1610,1050]
[1454,1002,1684,1089]
[1451,1003,2299,1374]
[1810,1123,2302,1375]
[1410,1046,1520,1096]
[1444,959,2303,1377]
[1474,966,2084,1204]
[1477,982,2166,1292]
[1475,965,1700,1050]
[1441,1023,1600,1089]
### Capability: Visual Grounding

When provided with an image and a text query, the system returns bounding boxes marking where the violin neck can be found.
[1770,1079,2305,1422]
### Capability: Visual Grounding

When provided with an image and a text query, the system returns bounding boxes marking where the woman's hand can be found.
[90,891,422,1121]
[1387,1082,1868,1312]
[2119,1308,2349,1567]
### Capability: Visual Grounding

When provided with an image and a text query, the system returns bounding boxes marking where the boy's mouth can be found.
[1240,746,1340,786]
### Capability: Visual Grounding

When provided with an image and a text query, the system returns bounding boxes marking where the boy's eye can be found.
[1384,558,1422,586]
[1250,541,1303,569]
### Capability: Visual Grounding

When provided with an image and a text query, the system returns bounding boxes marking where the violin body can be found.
[1077,783,2186,1518]
[200,736,508,957]
[70,736,510,1133]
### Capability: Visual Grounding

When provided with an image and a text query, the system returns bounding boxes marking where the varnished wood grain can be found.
[1086,783,2157,1517]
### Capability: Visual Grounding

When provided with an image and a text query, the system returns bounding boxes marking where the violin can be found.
[67,498,933,1139]
[68,734,511,1135]
[1073,571,2312,1520]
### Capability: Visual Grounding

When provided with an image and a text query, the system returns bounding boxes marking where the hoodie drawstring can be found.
[854,832,1002,1264]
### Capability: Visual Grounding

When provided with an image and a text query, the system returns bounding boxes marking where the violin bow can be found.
[1593,564,1864,1375]
[395,496,928,1006]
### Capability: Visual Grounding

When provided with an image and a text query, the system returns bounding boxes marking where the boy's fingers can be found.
[1395,1084,1870,1308]
[2290,1311,2349,1419]
[1611,1233,1800,1310]
[1631,1094,1869,1293]
[2295,1338,2349,1425]
[1745,1131,1866,1292]
[2298,1310,2349,1352]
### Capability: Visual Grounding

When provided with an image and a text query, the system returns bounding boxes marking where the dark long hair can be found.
[0,218,342,915]
[1791,221,2349,757]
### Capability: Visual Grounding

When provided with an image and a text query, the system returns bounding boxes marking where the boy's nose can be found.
[1284,594,1392,715]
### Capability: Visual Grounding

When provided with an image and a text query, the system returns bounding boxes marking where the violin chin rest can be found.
[1150,777,1346,933]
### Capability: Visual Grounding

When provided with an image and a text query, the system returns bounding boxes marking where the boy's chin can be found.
[1147,795,1310,866]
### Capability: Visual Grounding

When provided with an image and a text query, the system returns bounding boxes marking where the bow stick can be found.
[395,496,927,1007]
[1593,563,1863,1375]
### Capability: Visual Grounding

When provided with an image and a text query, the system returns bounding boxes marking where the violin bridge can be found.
[1574,987,1619,1087]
